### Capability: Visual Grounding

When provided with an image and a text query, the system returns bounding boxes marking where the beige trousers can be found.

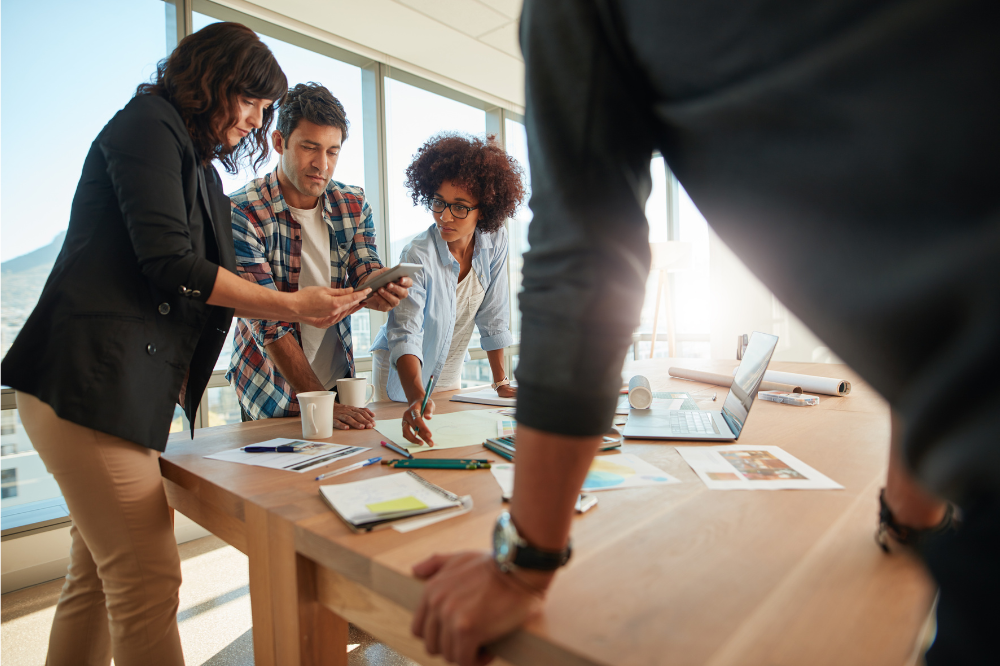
[16,392,184,666]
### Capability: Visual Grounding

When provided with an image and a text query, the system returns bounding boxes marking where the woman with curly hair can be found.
[0,23,369,665]
[371,133,526,446]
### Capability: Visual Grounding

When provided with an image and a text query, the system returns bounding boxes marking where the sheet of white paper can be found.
[375,410,507,453]
[392,496,474,533]
[490,456,680,498]
[583,453,682,491]
[450,387,515,407]
[205,438,369,474]
[675,445,843,490]
[490,463,514,500]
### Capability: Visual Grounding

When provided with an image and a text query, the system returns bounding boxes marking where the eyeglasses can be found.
[428,198,478,219]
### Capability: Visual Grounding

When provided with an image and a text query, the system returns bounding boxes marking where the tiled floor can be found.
[1,535,420,666]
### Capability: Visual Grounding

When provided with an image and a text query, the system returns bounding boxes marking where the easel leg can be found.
[650,270,665,358]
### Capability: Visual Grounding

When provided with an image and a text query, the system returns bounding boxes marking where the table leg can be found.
[246,502,349,666]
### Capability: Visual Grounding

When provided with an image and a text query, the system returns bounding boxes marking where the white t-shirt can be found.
[436,268,486,392]
[287,201,350,389]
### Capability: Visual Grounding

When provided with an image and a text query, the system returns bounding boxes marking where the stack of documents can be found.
[320,471,469,532]
[450,387,515,407]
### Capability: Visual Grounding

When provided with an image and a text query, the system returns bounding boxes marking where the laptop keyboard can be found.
[669,411,721,435]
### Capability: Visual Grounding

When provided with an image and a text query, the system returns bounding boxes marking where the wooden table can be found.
[160,360,935,666]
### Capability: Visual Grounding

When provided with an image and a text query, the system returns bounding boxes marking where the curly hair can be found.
[404,133,526,234]
[136,22,287,174]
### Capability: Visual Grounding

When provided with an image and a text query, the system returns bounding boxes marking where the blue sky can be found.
[1,0,169,262]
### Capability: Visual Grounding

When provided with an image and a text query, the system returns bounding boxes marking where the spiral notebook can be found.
[319,471,467,532]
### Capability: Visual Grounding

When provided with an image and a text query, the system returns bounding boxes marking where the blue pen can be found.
[315,456,382,481]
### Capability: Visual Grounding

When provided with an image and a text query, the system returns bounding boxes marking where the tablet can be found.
[355,263,422,295]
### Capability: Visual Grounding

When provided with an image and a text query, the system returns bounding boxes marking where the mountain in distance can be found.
[1,231,67,274]
[1,232,67,359]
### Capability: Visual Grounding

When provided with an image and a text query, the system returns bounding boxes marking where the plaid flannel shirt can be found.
[226,169,382,418]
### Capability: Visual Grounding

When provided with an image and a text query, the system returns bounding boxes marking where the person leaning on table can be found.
[0,23,370,666]
[369,133,526,446]
[408,1,999,665]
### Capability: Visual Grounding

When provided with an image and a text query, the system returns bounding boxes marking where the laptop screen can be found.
[720,332,779,438]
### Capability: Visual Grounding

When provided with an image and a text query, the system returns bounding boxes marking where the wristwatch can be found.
[493,512,571,572]
[492,376,511,391]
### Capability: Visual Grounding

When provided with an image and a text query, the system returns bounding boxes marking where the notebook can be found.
[319,471,466,532]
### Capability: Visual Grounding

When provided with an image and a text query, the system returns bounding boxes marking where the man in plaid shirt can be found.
[227,83,410,427]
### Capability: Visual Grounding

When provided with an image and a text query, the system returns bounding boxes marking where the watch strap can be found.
[492,377,511,391]
[512,541,572,571]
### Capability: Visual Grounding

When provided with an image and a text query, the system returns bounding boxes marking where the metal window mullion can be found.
[361,61,391,345]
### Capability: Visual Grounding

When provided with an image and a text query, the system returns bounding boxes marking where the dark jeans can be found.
[920,495,1000,665]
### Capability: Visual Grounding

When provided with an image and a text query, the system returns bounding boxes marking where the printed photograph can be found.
[719,450,807,481]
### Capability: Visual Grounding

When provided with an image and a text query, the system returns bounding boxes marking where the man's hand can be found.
[412,552,545,666]
[496,384,516,399]
[333,403,375,430]
[401,396,435,446]
[360,268,412,312]
[293,286,369,325]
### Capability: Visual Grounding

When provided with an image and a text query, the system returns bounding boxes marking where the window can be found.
[193,12,372,367]
[0,0,171,512]
[504,117,531,342]
[673,182,711,357]
[383,77,487,267]
[1,469,17,500]
[1,0,170,360]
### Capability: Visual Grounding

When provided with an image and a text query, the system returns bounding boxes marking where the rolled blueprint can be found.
[668,367,802,393]
[732,368,851,396]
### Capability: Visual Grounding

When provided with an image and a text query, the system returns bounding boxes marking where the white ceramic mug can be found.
[337,377,374,407]
[298,390,335,439]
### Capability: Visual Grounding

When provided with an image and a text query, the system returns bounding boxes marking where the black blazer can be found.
[1,94,235,451]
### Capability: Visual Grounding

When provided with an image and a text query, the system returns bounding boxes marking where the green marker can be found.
[419,374,436,417]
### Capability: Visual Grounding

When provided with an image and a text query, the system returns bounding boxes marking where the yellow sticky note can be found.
[366,496,428,514]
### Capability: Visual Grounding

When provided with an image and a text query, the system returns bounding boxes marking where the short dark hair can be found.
[276,83,350,141]
[405,133,526,234]
[137,22,287,174]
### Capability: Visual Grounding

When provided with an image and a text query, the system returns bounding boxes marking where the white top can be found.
[287,201,349,389]
[436,268,486,392]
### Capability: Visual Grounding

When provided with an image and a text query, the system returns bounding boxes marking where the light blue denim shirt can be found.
[370,223,514,402]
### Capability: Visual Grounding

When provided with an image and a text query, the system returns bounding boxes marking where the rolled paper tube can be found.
[668,367,735,387]
[732,368,852,397]
[667,368,801,393]
[628,375,653,409]
[759,381,802,393]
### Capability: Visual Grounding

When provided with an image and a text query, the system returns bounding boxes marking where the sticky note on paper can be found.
[366,496,428,514]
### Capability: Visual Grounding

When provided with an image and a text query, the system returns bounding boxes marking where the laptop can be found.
[622,331,779,441]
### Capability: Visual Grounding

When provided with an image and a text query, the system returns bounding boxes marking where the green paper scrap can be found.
[366,495,428,514]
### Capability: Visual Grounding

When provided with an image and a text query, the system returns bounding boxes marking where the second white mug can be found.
[337,377,374,407]
[298,390,335,438]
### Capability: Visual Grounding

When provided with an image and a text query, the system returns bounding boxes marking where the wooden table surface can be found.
[161,359,934,666]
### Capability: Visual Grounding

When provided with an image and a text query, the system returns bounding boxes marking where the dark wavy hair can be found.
[405,133,526,234]
[277,83,350,141]
[136,22,287,173]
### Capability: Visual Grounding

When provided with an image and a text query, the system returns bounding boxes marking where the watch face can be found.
[493,512,514,565]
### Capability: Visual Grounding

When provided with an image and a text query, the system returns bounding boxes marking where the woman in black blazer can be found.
[0,23,369,665]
